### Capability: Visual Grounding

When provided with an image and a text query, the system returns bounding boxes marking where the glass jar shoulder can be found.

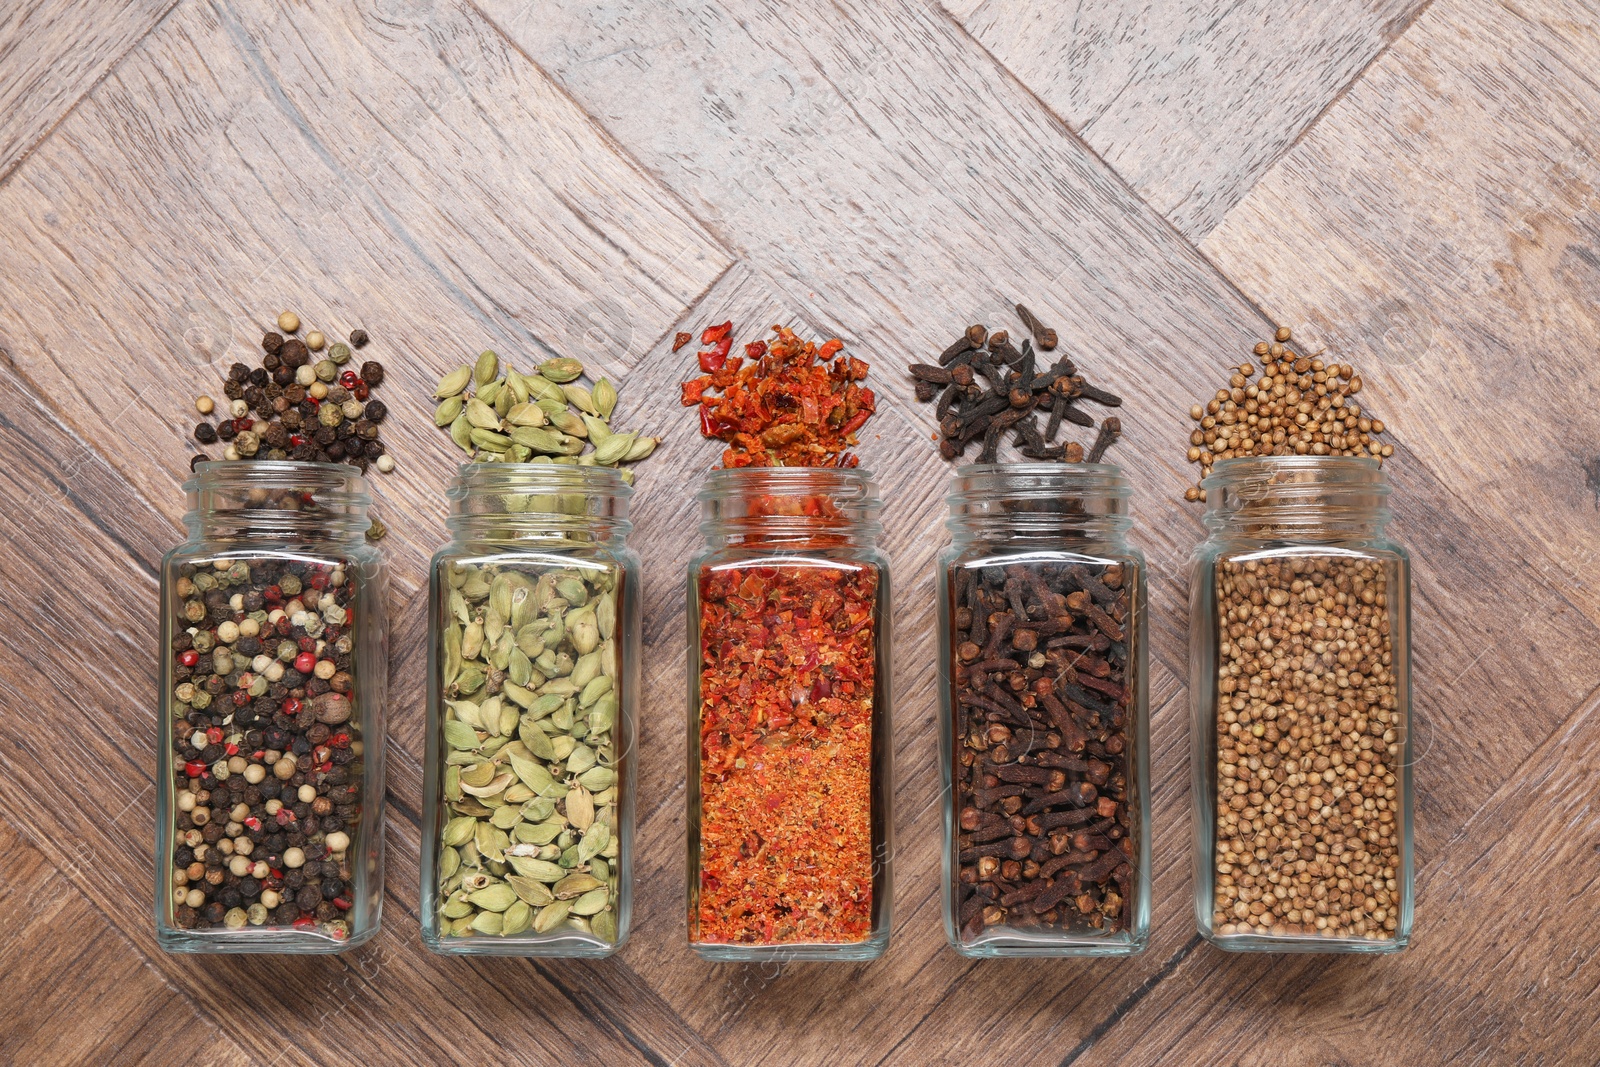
[1193,535,1407,569]
[433,541,639,577]
[941,540,1144,573]
[165,538,380,573]
[692,543,888,575]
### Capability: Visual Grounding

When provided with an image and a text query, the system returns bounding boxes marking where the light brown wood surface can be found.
[0,0,1593,1062]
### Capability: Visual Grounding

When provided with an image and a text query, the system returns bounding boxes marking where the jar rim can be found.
[184,459,371,505]
[1201,455,1388,492]
[446,461,632,498]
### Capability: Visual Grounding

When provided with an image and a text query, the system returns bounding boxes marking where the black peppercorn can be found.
[248,367,269,387]
[189,454,210,471]
[362,399,387,423]
[359,361,384,386]
[228,362,251,382]
[216,420,238,442]
[262,332,284,354]
[280,339,309,368]
[194,422,219,444]
[349,329,368,348]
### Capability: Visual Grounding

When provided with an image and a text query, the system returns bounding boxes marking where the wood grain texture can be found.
[0,0,177,182]
[0,0,1597,1061]
[950,0,1430,237]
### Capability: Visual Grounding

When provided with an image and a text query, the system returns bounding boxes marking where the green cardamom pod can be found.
[474,349,500,386]
[539,357,584,383]
[593,378,618,419]
[500,899,533,936]
[466,397,500,430]
[467,883,518,912]
[506,874,555,907]
[470,428,512,452]
[550,410,587,437]
[470,910,504,935]
[450,414,475,453]
[506,402,546,427]
[623,435,659,462]
[533,899,573,933]
[444,721,480,750]
[510,425,565,454]
[442,816,477,847]
[595,592,616,641]
[435,365,473,398]
[569,887,610,916]
[434,395,464,427]
[578,765,616,793]
[444,624,463,685]
[581,414,612,444]
[591,909,617,943]
[477,378,502,407]
[591,432,636,467]
[562,383,598,415]
[460,620,484,661]
[509,857,566,883]
[505,368,531,405]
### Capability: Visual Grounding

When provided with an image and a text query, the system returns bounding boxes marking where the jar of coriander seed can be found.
[1190,456,1413,952]
[156,461,387,953]
[421,463,638,956]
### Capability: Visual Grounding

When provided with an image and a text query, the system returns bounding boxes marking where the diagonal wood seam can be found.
[0,0,183,192]
[935,0,1440,246]
[1266,0,1439,183]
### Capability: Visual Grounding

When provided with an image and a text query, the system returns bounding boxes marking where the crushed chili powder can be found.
[680,323,876,468]
[695,561,879,944]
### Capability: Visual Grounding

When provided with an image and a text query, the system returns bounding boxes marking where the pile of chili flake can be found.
[679,323,875,467]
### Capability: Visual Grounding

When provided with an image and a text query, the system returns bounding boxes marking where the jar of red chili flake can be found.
[687,466,893,961]
[940,463,1150,957]
[156,461,387,953]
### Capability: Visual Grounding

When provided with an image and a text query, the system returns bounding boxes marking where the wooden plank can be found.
[949,0,1429,238]
[0,0,176,182]
[0,0,730,592]
[0,821,253,1066]
[1070,685,1600,1067]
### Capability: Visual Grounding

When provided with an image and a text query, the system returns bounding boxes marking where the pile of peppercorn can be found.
[168,556,365,936]
[191,312,392,474]
[911,305,1123,465]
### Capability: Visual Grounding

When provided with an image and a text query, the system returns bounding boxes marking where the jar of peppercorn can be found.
[422,464,639,955]
[687,466,893,961]
[156,461,387,952]
[1190,456,1413,952]
[939,463,1150,956]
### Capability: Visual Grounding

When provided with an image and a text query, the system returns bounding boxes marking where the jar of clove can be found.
[687,467,893,961]
[422,464,638,955]
[156,461,387,953]
[1190,457,1412,952]
[939,464,1150,956]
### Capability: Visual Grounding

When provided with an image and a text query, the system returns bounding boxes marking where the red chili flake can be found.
[282,697,303,715]
[698,336,733,373]
[308,573,329,590]
[328,732,351,748]
[224,743,239,756]
[680,324,876,468]
[333,896,352,911]
[694,562,879,946]
[293,916,317,930]
[244,817,262,831]
[206,726,224,745]
[179,649,200,667]
[673,331,694,352]
[702,321,733,344]
[263,584,282,602]
[184,760,207,778]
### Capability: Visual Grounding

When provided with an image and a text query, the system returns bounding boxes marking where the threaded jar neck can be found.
[1203,457,1391,540]
[699,466,883,549]
[444,463,632,545]
[185,461,372,542]
[946,463,1133,545]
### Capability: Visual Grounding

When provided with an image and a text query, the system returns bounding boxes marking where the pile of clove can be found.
[911,305,1123,465]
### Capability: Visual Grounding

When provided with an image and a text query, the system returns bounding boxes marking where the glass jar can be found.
[938,464,1150,957]
[686,467,893,961]
[1190,457,1413,953]
[421,464,639,956]
[155,461,387,953]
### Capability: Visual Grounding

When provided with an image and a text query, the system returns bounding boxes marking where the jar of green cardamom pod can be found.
[422,463,638,956]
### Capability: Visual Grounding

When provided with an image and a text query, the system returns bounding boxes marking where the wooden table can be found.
[1,0,1595,1063]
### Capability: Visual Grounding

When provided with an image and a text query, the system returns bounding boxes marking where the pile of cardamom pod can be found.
[435,561,624,942]
[433,351,659,479]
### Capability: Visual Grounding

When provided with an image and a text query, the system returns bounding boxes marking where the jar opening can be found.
[185,460,372,540]
[1203,456,1391,538]
[699,466,882,547]
[445,462,632,542]
[947,462,1132,541]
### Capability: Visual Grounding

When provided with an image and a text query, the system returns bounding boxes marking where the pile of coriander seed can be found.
[1183,327,1391,501]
